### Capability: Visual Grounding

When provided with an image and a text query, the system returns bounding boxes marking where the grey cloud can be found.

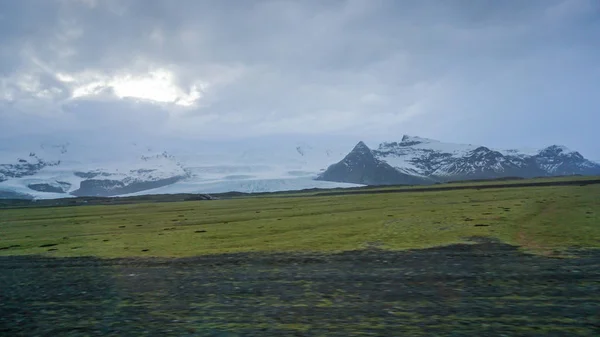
[0,0,599,158]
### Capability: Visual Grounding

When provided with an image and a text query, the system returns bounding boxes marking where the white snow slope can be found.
[0,137,361,199]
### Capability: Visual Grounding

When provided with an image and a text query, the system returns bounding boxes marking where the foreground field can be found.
[1,180,599,257]
[1,240,599,336]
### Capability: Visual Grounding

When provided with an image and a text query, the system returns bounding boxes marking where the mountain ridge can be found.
[318,135,600,185]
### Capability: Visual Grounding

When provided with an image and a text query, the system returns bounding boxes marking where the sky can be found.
[0,0,599,159]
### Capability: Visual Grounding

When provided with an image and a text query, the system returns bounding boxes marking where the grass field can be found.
[2,177,600,336]
[1,177,598,258]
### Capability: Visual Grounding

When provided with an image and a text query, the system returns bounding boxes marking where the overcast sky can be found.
[0,0,598,158]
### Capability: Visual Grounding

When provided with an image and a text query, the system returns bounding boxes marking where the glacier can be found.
[0,135,362,199]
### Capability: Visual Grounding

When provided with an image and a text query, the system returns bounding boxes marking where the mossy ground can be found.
[1,179,598,258]
[1,177,599,336]
[1,242,599,336]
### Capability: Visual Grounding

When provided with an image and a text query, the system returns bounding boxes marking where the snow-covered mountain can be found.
[2,135,597,199]
[314,141,430,186]
[0,137,360,199]
[318,135,600,185]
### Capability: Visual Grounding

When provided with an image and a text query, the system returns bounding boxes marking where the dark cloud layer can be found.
[0,0,598,157]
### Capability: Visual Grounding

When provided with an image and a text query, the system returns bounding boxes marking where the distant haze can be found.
[0,0,598,158]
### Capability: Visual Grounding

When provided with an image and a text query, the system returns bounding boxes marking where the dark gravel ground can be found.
[1,239,599,336]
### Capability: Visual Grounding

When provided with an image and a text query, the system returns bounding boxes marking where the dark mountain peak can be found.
[317,140,429,185]
[377,142,398,151]
[540,145,568,154]
[534,145,598,175]
[469,146,503,158]
[354,141,369,149]
[472,146,491,153]
[464,147,508,167]
[400,135,424,147]
[399,135,437,147]
[345,141,374,162]
[350,141,372,156]
[538,145,583,159]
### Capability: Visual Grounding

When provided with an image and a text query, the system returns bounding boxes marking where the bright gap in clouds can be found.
[67,69,203,106]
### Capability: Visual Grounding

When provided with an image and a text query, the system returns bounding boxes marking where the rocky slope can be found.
[318,135,600,185]
[0,153,60,182]
[317,142,431,185]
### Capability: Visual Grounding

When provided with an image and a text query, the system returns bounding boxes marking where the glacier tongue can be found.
[121,177,361,196]
[0,136,359,199]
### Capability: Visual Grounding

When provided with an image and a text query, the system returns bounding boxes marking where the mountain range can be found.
[317,135,600,185]
[1,135,598,199]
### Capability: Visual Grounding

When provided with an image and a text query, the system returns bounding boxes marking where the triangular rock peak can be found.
[318,135,600,185]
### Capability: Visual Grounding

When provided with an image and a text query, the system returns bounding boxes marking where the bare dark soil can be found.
[1,240,599,336]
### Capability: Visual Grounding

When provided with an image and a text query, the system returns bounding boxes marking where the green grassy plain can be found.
[1,179,599,258]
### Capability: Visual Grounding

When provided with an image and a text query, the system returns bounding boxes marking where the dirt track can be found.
[1,240,599,336]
